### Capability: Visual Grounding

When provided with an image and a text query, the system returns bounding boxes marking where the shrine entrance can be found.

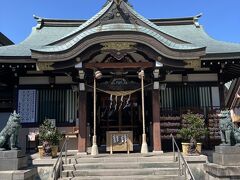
[98,92,143,152]
[85,68,153,153]
[75,38,172,154]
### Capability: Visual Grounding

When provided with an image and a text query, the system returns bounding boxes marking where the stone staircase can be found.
[59,154,185,180]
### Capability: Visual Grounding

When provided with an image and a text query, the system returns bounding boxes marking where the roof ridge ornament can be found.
[193,13,203,28]
[114,0,129,5]
[33,15,43,29]
[33,15,41,20]
[195,13,203,19]
[103,0,132,8]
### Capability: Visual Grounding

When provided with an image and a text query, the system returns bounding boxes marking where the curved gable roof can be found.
[0,0,239,61]
[30,0,206,61]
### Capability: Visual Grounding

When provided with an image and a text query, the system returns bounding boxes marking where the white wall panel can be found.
[19,77,49,85]
[211,87,220,107]
[188,74,218,82]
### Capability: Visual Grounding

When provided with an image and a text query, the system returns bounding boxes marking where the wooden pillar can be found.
[219,83,225,109]
[91,76,99,155]
[140,70,148,154]
[218,73,225,109]
[78,91,87,152]
[152,89,162,151]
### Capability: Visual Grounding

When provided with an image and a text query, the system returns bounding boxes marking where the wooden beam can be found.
[84,62,154,69]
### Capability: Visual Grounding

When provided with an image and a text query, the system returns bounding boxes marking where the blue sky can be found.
[0,0,240,44]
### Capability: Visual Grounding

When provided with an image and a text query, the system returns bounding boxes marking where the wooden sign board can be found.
[106,131,133,153]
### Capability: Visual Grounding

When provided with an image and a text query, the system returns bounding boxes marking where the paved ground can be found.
[28,149,213,159]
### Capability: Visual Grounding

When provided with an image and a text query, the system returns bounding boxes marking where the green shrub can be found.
[39,119,63,145]
[179,112,208,142]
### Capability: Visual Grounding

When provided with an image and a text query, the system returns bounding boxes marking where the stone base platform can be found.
[0,150,27,171]
[213,146,240,166]
[0,168,37,180]
[204,146,240,180]
[204,163,240,180]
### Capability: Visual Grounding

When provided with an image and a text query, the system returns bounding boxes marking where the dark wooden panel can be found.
[84,62,154,69]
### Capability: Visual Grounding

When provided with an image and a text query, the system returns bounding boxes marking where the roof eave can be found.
[0,33,14,45]
[34,15,86,28]
[225,78,240,108]
[149,13,202,26]
[0,56,36,63]
[202,52,240,60]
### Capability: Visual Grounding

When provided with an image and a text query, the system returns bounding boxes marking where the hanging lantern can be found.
[138,70,144,79]
[95,70,102,79]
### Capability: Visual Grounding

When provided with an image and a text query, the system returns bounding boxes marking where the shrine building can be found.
[0,0,240,153]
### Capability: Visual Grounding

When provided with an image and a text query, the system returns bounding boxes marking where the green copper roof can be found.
[32,24,203,53]
[160,25,240,55]
[0,32,14,46]
[52,0,113,44]
[0,0,240,59]
[0,26,77,57]
[48,0,189,48]
[124,2,187,40]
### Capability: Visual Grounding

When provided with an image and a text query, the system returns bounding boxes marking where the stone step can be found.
[62,168,179,177]
[76,153,167,158]
[63,162,179,171]
[60,154,188,180]
[59,175,184,180]
[74,156,174,164]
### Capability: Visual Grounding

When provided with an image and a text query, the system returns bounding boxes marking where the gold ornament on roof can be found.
[184,60,201,69]
[36,62,54,71]
[114,0,122,5]
[101,42,136,51]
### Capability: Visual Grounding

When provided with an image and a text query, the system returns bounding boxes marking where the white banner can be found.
[18,89,37,123]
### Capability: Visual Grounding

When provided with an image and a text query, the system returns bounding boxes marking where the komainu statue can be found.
[218,110,240,146]
[218,110,233,146]
[0,111,21,151]
[234,127,240,146]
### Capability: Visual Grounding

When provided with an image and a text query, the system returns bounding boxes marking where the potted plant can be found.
[178,111,208,155]
[38,119,62,158]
